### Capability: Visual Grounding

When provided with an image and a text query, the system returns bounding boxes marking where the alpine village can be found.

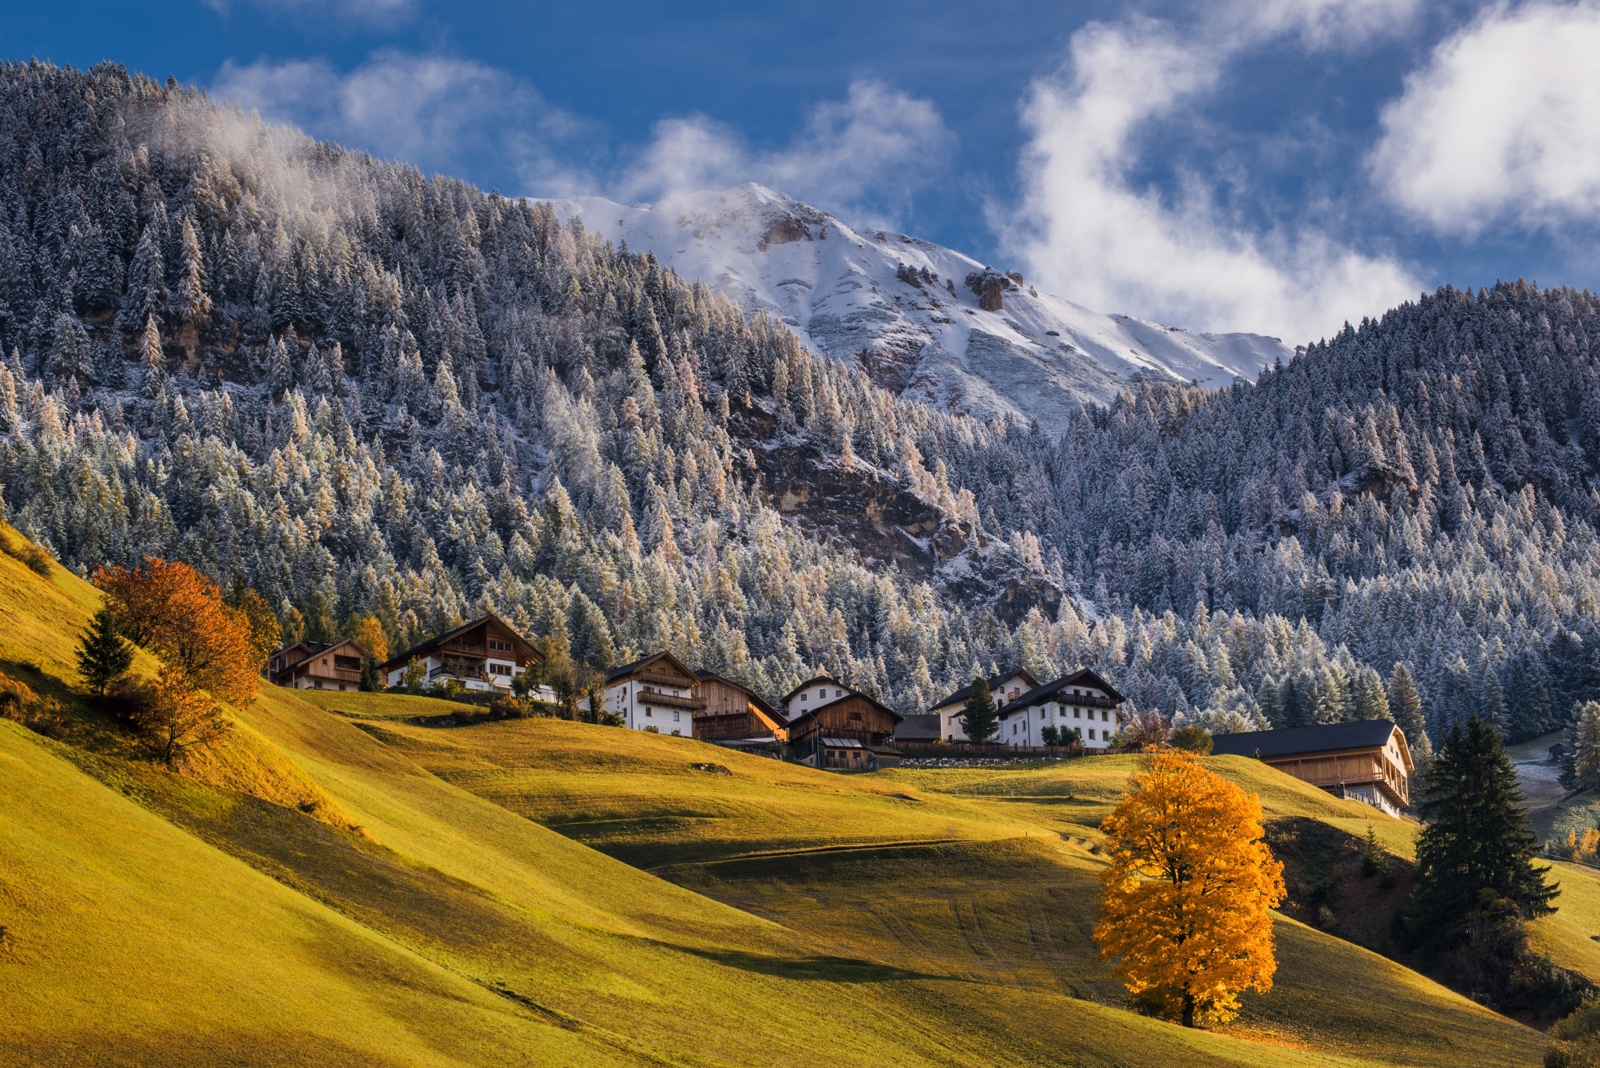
[6,39,1600,1068]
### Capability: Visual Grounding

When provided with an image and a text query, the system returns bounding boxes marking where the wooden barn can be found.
[1210,721,1414,818]
[781,679,904,771]
[693,671,786,745]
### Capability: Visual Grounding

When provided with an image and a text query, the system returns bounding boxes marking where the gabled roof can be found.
[778,675,850,707]
[931,667,1041,711]
[605,650,697,684]
[270,637,372,675]
[695,670,779,717]
[785,688,904,728]
[997,669,1126,716]
[1210,721,1411,770]
[380,613,542,672]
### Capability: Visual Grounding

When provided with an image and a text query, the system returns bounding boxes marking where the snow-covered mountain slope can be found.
[539,184,1291,433]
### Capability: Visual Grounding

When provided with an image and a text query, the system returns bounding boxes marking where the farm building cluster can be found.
[264,615,1414,813]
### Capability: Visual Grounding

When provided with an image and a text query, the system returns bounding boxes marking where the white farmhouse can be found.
[995,670,1127,749]
[603,651,702,735]
[929,668,1040,742]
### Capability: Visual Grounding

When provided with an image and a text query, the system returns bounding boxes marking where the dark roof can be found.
[997,669,1126,715]
[380,613,541,671]
[894,713,942,742]
[694,669,779,717]
[605,650,697,684]
[931,668,1041,711]
[1210,721,1403,761]
[785,688,904,728]
[778,675,849,707]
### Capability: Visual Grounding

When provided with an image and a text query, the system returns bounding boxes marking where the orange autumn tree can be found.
[94,557,260,708]
[1094,749,1285,1028]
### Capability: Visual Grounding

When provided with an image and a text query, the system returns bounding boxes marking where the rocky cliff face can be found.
[539,184,1292,435]
[731,405,1062,624]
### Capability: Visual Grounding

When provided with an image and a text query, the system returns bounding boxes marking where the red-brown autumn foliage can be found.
[94,557,259,708]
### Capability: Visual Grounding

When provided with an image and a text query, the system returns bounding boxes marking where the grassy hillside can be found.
[0,525,1559,1066]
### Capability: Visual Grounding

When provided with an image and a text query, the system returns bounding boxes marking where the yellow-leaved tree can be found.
[1094,749,1285,1027]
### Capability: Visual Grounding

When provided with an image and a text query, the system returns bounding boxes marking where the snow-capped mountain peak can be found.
[539,184,1291,433]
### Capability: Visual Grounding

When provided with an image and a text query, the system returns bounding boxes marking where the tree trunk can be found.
[1180,992,1196,1028]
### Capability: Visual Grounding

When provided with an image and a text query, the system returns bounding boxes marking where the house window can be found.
[1012,722,1018,735]
[1102,710,1109,722]
[673,711,680,722]
[1074,709,1081,719]
[801,693,808,701]
[1088,729,1095,740]
[835,690,842,697]
[645,708,652,717]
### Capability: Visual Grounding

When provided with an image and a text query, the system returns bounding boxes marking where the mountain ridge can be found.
[540,184,1292,433]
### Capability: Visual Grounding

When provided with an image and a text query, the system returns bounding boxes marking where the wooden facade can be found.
[785,692,903,770]
[379,614,542,694]
[1212,722,1413,818]
[693,671,786,743]
[266,638,372,691]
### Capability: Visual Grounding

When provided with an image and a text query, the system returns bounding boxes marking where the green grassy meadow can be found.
[0,522,1576,1066]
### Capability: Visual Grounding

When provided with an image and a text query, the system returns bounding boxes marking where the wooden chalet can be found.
[693,670,786,745]
[603,651,703,735]
[265,638,373,691]
[379,614,542,694]
[1211,721,1414,818]
[781,676,904,771]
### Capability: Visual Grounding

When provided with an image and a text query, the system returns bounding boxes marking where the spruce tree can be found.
[359,656,382,692]
[75,606,133,698]
[1569,702,1600,791]
[960,676,998,744]
[1406,715,1557,953]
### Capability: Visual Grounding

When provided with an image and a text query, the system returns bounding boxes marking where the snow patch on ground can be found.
[536,184,1292,434]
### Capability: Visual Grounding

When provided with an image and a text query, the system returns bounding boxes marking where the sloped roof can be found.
[997,669,1126,716]
[605,650,697,684]
[778,675,850,707]
[380,613,541,672]
[694,670,779,718]
[1210,721,1407,764]
[785,688,904,729]
[931,667,1041,711]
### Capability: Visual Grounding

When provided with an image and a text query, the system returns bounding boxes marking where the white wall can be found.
[604,677,691,736]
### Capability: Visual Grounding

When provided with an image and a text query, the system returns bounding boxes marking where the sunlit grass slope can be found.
[0,527,1396,1068]
[380,712,1544,1066]
[0,524,1555,1066]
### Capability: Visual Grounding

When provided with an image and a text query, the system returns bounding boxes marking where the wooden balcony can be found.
[637,690,706,712]
[637,670,696,688]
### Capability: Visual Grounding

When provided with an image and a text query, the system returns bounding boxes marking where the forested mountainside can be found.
[545,184,1288,434]
[1,61,1599,749]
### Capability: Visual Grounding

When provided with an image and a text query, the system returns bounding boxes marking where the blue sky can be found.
[4,0,1600,345]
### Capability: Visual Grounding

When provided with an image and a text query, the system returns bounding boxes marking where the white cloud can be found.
[1372,2,1600,235]
[202,0,413,21]
[212,51,594,190]
[618,80,953,226]
[1002,4,1423,344]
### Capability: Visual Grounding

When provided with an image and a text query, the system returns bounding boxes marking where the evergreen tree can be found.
[960,676,998,744]
[75,606,133,698]
[1569,702,1600,792]
[1406,715,1557,953]
[359,656,382,692]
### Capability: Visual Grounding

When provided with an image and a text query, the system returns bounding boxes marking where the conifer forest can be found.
[6,60,1600,753]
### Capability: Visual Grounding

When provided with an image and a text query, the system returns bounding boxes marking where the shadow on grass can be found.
[660,942,946,983]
